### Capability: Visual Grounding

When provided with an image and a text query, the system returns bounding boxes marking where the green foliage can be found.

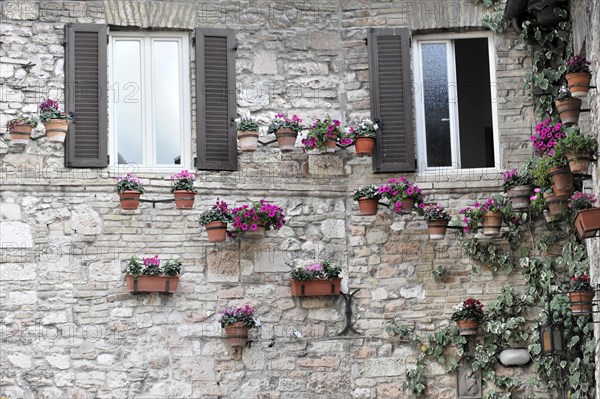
[290,260,341,281]
[431,265,449,282]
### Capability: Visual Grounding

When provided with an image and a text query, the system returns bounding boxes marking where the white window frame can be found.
[413,31,499,173]
[108,31,191,172]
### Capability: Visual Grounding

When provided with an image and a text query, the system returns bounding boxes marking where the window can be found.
[413,33,498,171]
[108,32,191,169]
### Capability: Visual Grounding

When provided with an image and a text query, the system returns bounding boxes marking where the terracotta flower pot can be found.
[549,167,574,196]
[323,134,338,153]
[427,219,448,240]
[118,190,141,210]
[290,277,342,297]
[354,137,375,156]
[275,128,298,152]
[482,211,503,236]
[244,223,266,238]
[8,124,33,144]
[173,190,195,209]
[397,198,415,214]
[223,322,250,348]
[205,221,227,242]
[357,198,378,216]
[574,207,600,239]
[555,98,582,125]
[126,275,179,293]
[506,185,533,210]
[569,290,593,316]
[565,151,591,174]
[545,192,569,216]
[43,119,70,143]
[238,130,259,152]
[456,319,479,336]
[566,72,592,98]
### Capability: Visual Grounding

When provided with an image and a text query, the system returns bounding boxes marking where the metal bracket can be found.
[257,138,278,146]
[139,198,177,209]
[338,289,361,336]
[30,133,47,141]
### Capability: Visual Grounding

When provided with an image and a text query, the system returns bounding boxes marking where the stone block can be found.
[0,221,33,248]
[207,250,240,282]
[253,50,278,75]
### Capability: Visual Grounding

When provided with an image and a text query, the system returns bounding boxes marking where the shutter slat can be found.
[196,28,237,171]
[65,23,108,168]
[368,28,415,172]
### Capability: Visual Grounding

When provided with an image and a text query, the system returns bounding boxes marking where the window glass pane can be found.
[152,40,182,165]
[113,40,143,165]
[421,43,451,167]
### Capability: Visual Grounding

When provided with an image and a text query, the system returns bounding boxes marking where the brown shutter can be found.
[195,28,237,171]
[65,23,108,168]
[368,28,415,172]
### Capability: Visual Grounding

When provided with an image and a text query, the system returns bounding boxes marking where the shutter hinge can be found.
[363,38,368,45]
[415,159,417,169]
[193,156,197,167]
[107,34,109,44]
[107,155,110,164]
[409,37,412,48]
[192,37,196,47]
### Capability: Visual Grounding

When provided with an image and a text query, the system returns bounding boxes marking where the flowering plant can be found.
[235,115,259,132]
[554,128,598,156]
[352,185,382,201]
[199,200,233,225]
[219,305,256,328]
[571,274,593,291]
[378,177,425,214]
[451,298,485,322]
[422,203,451,222]
[565,54,591,74]
[230,200,286,237]
[531,156,553,192]
[347,119,378,139]
[555,86,572,101]
[123,255,182,277]
[301,116,349,151]
[529,187,546,215]
[5,115,38,132]
[170,169,196,192]
[568,192,597,211]
[38,98,73,122]
[115,173,144,194]
[531,118,565,157]
[267,113,302,134]
[502,166,534,192]
[290,260,342,281]
[460,196,508,232]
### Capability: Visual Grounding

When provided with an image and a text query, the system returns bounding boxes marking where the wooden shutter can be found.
[368,27,415,172]
[65,23,108,168]
[195,28,237,171]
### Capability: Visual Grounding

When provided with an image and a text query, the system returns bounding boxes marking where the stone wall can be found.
[0,1,555,398]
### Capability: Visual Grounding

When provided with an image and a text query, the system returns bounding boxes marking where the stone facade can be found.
[0,1,569,398]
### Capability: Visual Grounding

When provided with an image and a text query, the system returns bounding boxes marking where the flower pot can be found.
[290,277,342,297]
[506,185,533,210]
[396,198,415,214]
[549,167,574,196]
[43,119,70,142]
[482,211,503,236]
[173,190,195,209]
[118,190,141,210]
[244,223,266,238]
[545,192,569,216]
[354,137,375,156]
[205,221,227,242]
[574,207,600,239]
[357,198,378,216]
[323,134,338,153]
[8,123,33,144]
[565,151,591,174]
[224,322,250,348]
[275,128,298,152]
[555,98,582,125]
[566,72,592,98]
[569,290,593,316]
[238,130,259,152]
[126,275,179,293]
[427,219,448,240]
[456,319,479,336]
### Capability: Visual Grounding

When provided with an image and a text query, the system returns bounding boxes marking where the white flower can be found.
[234,117,241,123]
[372,124,379,130]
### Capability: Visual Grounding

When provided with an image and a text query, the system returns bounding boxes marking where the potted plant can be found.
[290,260,342,296]
[460,203,483,234]
[529,188,547,217]
[115,173,144,210]
[548,154,573,196]
[199,200,232,242]
[301,116,343,153]
[554,87,581,125]
[267,114,302,152]
[564,54,592,98]
[423,203,451,240]
[169,169,196,209]
[352,185,381,216]
[378,177,425,214]
[5,116,38,143]
[569,274,594,316]
[229,200,286,239]
[502,166,534,210]
[348,119,377,156]
[554,127,598,174]
[219,305,257,348]
[235,115,260,152]
[123,255,181,293]
[38,98,73,142]
[451,298,485,336]
[569,192,600,239]
[480,195,509,236]
[530,118,566,158]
